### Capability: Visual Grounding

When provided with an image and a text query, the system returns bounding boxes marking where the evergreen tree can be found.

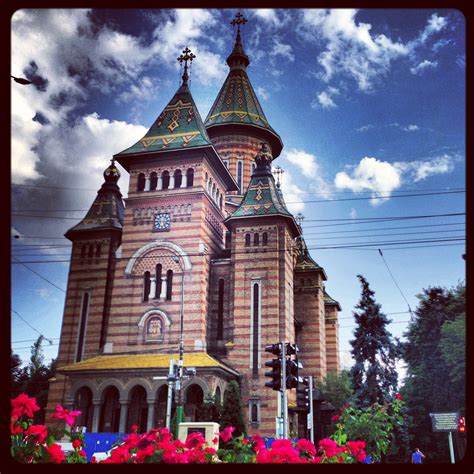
[196,393,222,423]
[401,283,465,463]
[350,275,400,407]
[220,380,246,437]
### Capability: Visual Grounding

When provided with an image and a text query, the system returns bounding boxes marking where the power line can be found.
[13,257,66,292]
[378,249,414,321]
[338,311,411,320]
[11,309,54,344]
[339,320,410,329]
[12,183,97,191]
[13,342,60,351]
[12,337,60,344]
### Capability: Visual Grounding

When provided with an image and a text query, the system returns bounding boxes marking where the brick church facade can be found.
[46,15,341,438]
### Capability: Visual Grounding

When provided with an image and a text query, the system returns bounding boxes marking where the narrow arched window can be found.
[88,244,94,259]
[95,244,101,260]
[225,232,231,249]
[162,171,170,190]
[150,172,158,190]
[186,168,194,187]
[245,233,251,247]
[254,233,259,246]
[262,232,268,246]
[81,244,87,259]
[251,403,258,423]
[76,292,90,362]
[143,271,150,302]
[174,169,182,188]
[252,282,260,375]
[251,162,257,175]
[217,279,224,340]
[219,195,223,209]
[155,264,162,299]
[237,160,243,193]
[137,173,146,191]
[166,270,173,300]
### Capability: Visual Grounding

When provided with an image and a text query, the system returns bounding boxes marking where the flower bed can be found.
[11,393,367,463]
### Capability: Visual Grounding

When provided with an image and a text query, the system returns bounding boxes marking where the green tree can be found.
[220,380,246,437]
[318,370,353,411]
[402,283,465,463]
[350,275,400,407]
[196,393,222,423]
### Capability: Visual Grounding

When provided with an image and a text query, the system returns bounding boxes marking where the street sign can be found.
[430,412,459,432]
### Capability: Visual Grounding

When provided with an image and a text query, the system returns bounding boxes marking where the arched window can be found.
[76,292,89,362]
[74,387,93,432]
[150,172,158,190]
[88,244,94,259]
[127,386,148,433]
[186,168,194,187]
[245,233,251,247]
[251,162,257,174]
[254,233,259,246]
[174,169,182,188]
[251,403,258,423]
[162,171,170,190]
[155,264,162,299]
[219,195,223,209]
[215,386,222,404]
[143,271,151,302]
[262,232,268,246]
[237,160,243,193]
[212,183,216,201]
[252,282,260,376]
[96,244,101,259]
[166,270,173,300]
[137,173,146,191]
[81,244,87,259]
[217,279,224,340]
[99,386,120,433]
[225,232,231,249]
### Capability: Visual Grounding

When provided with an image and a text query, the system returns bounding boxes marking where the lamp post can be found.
[172,254,187,430]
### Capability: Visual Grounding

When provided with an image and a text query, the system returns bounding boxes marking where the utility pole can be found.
[166,358,175,431]
[281,341,288,439]
[308,376,314,444]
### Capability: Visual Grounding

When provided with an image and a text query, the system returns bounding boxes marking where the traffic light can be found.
[265,343,282,391]
[457,416,466,434]
[285,343,299,356]
[285,358,303,389]
[297,377,310,410]
[265,358,281,390]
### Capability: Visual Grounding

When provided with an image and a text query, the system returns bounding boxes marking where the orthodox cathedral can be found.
[46,13,341,438]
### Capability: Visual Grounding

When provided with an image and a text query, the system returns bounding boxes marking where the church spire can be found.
[227,12,250,70]
[178,46,196,86]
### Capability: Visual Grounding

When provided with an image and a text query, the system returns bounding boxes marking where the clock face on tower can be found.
[153,213,171,232]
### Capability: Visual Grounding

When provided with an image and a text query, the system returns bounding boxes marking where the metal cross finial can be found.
[274,165,284,188]
[295,212,305,226]
[231,12,248,31]
[177,47,196,85]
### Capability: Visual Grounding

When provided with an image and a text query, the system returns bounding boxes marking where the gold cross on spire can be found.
[295,212,305,227]
[231,12,248,32]
[177,47,196,85]
[273,165,284,188]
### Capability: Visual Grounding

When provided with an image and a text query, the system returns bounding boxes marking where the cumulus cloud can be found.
[270,37,295,62]
[402,124,420,132]
[256,86,269,100]
[335,157,402,205]
[36,288,53,300]
[350,208,357,219]
[410,59,438,75]
[356,124,374,132]
[335,154,456,206]
[300,9,447,94]
[313,86,339,109]
[276,169,306,214]
[254,9,284,27]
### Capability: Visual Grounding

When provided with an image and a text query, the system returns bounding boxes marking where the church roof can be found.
[65,160,124,239]
[57,353,239,376]
[114,81,212,158]
[295,237,328,279]
[204,16,283,157]
[324,290,342,311]
[225,143,300,236]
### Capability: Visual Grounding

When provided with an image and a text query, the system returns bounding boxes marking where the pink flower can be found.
[219,426,235,442]
[72,439,82,449]
[212,436,218,444]
[131,424,139,431]
[79,450,87,457]
[51,405,81,427]
[318,438,338,458]
[296,439,316,458]
[185,432,205,449]
[26,424,48,444]
[11,393,40,419]
[46,443,66,464]
[250,434,266,452]
[331,414,340,423]
[395,393,403,400]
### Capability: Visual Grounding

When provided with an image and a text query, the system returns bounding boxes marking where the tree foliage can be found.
[350,275,400,407]
[220,381,246,437]
[196,393,222,423]
[401,283,466,463]
[318,370,354,411]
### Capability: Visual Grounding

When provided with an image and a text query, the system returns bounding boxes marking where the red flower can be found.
[395,393,403,400]
[212,436,218,444]
[131,424,139,431]
[331,414,340,423]
[91,456,97,463]
[296,439,316,458]
[11,393,40,419]
[318,438,338,458]
[46,443,66,464]
[250,434,266,452]
[185,432,205,449]
[26,424,48,444]
[51,405,81,427]
[79,450,87,457]
[72,439,82,449]
[219,426,235,442]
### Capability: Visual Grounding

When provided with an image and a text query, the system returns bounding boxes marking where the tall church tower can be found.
[204,13,283,209]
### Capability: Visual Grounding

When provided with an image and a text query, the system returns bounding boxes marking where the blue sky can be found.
[11,9,465,376]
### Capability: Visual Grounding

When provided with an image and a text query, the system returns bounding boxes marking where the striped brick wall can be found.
[325,306,340,373]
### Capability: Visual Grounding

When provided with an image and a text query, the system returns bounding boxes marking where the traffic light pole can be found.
[166,358,175,431]
[448,432,455,463]
[308,376,314,443]
[281,341,288,439]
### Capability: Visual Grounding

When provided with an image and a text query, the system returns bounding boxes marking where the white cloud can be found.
[402,124,420,132]
[350,208,357,219]
[270,38,295,62]
[254,9,283,27]
[36,288,53,300]
[335,156,402,205]
[277,170,305,214]
[356,124,374,132]
[313,86,339,109]
[410,59,438,75]
[395,155,455,182]
[300,9,447,94]
[256,86,269,100]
